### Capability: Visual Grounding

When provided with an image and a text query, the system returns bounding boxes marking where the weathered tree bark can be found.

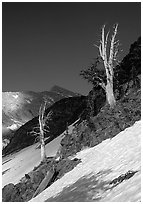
[106,79,116,108]
[40,138,46,162]
[55,144,62,161]
[39,101,47,162]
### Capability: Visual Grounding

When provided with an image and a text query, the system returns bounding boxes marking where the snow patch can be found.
[11,119,24,126]
[12,94,19,99]
[7,124,19,131]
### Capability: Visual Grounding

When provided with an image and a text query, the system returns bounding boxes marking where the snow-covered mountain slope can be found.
[3,95,87,156]
[30,120,141,202]
[2,87,80,149]
[2,138,62,188]
[2,122,76,188]
[2,86,79,131]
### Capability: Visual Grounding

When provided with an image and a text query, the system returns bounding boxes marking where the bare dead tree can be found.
[39,100,47,162]
[29,100,53,162]
[94,24,120,108]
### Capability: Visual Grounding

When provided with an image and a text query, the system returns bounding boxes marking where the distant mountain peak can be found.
[50,85,80,97]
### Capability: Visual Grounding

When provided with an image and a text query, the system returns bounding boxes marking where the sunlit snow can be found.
[2,122,76,188]
[12,94,19,99]
[7,124,19,131]
[30,120,141,202]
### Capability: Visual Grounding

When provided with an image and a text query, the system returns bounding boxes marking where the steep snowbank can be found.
[30,120,141,202]
[2,136,62,188]
[2,122,76,188]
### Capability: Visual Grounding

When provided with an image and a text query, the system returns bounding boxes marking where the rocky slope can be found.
[60,87,141,159]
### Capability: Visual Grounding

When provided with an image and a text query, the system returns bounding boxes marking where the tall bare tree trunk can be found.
[40,133,46,162]
[95,24,119,109]
[106,79,116,108]
[29,99,53,162]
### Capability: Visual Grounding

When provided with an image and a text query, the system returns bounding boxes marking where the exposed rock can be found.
[2,183,15,202]
[2,157,81,202]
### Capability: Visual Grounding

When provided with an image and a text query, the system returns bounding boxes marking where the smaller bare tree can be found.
[29,100,53,162]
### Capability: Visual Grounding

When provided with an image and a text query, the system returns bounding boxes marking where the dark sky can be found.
[2,2,141,95]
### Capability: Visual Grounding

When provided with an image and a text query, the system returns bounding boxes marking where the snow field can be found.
[30,120,141,202]
[2,121,77,187]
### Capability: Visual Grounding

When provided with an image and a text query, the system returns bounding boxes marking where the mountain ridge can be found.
[2,86,80,148]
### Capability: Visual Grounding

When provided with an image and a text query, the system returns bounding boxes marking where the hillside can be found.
[2,122,76,188]
[2,86,80,128]
[2,119,141,202]
[2,86,80,148]
[60,88,141,158]
[3,85,106,156]
[2,95,87,156]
